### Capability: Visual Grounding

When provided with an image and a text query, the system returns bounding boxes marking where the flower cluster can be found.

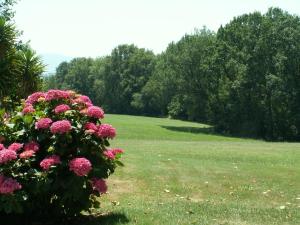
[69,157,92,176]
[91,178,107,194]
[8,143,23,152]
[97,124,116,138]
[84,122,98,133]
[84,123,116,139]
[0,90,124,217]
[24,141,39,152]
[0,142,39,162]
[25,92,45,104]
[45,89,70,101]
[54,104,70,114]
[22,104,35,114]
[18,141,39,159]
[19,150,35,159]
[50,120,72,134]
[73,95,92,107]
[0,175,22,194]
[104,148,124,160]
[85,106,105,119]
[35,118,52,129]
[0,149,17,164]
[40,155,61,170]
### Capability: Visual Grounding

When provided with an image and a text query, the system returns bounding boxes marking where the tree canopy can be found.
[39,8,300,141]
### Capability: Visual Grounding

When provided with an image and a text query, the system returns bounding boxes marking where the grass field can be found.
[88,114,300,225]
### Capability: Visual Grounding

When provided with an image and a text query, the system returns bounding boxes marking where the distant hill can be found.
[41,53,73,75]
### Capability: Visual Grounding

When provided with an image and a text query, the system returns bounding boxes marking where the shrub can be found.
[0,90,124,221]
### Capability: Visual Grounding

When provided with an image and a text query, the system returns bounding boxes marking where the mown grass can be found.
[82,114,300,225]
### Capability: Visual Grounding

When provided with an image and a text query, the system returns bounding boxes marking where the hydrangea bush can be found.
[0,90,124,220]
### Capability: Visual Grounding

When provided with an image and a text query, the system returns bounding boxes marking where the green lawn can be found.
[90,114,300,225]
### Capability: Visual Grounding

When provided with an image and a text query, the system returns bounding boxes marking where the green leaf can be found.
[115,160,125,167]
[23,115,33,125]
[0,109,5,117]
[104,139,110,146]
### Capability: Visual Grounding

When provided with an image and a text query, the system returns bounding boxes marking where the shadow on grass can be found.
[73,213,130,225]
[1,212,129,225]
[160,125,256,140]
[161,125,214,135]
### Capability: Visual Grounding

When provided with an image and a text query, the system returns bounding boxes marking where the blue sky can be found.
[14,0,300,71]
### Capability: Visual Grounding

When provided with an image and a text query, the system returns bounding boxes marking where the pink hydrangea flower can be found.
[91,178,107,194]
[0,144,4,150]
[40,155,61,170]
[24,141,39,152]
[0,149,17,164]
[69,157,92,176]
[73,95,93,106]
[84,122,98,131]
[86,106,104,119]
[103,148,123,160]
[50,120,72,134]
[0,175,22,194]
[35,118,53,129]
[103,150,115,160]
[45,90,70,101]
[19,150,35,159]
[22,104,35,114]
[25,92,46,104]
[97,124,116,139]
[80,95,92,103]
[54,104,71,114]
[85,130,96,135]
[8,143,23,152]
[112,148,124,155]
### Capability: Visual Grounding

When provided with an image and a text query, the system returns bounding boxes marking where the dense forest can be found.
[1,1,300,141]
